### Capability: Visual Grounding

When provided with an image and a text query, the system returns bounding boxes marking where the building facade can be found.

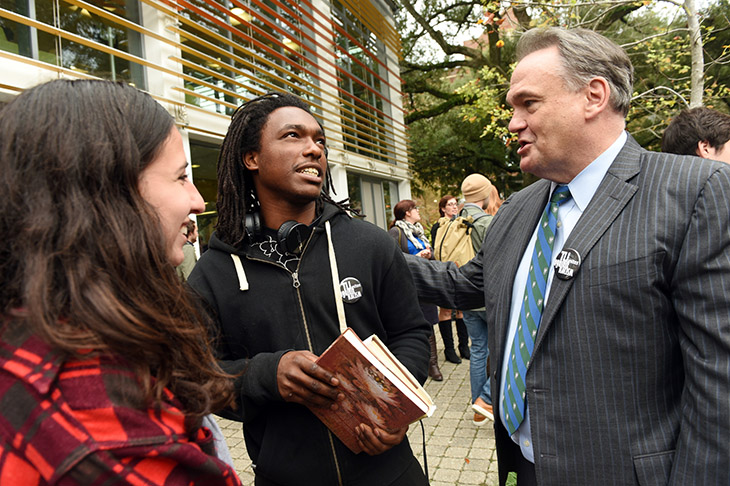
[0,0,413,246]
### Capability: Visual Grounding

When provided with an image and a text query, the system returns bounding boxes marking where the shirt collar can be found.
[553,131,627,212]
[0,323,63,395]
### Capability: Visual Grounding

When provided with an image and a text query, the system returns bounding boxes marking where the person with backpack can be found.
[458,174,503,426]
[388,199,443,381]
[430,195,470,364]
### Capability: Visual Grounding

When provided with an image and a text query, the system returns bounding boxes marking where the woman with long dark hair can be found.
[0,80,240,485]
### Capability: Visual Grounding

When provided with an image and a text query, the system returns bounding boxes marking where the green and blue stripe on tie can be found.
[502,185,572,435]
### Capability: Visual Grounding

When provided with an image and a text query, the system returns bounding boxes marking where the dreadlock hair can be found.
[216,91,351,247]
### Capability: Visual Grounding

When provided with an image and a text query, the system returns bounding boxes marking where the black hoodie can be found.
[188,202,431,485]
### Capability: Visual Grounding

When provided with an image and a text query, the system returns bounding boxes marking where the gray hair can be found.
[516,27,634,117]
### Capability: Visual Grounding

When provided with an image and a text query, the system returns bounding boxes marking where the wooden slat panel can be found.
[168,0,405,136]
[162,7,407,143]
[0,0,410,167]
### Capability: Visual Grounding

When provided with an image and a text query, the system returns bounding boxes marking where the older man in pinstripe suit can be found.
[408,27,730,486]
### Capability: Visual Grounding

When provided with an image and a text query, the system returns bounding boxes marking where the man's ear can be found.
[243,152,259,171]
[696,140,713,158]
[584,77,611,119]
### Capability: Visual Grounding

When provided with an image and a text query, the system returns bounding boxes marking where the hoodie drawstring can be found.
[231,254,249,291]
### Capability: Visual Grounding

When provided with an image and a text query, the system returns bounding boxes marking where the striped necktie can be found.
[502,185,572,435]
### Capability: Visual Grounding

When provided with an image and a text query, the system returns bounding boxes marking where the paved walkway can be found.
[217,332,499,485]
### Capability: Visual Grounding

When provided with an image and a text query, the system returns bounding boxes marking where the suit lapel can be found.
[535,136,643,348]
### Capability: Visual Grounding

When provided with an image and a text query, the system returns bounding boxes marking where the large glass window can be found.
[383,179,398,226]
[346,172,396,230]
[0,0,145,87]
[346,171,363,215]
[178,0,316,115]
[189,138,221,251]
[332,0,390,163]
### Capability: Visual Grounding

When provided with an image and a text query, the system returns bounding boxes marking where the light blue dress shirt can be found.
[499,131,628,462]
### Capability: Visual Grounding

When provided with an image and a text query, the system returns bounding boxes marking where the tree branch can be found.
[405,94,473,124]
[396,0,486,61]
[400,58,482,73]
[632,86,690,108]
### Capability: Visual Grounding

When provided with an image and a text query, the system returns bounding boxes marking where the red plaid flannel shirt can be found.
[0,322,242,486]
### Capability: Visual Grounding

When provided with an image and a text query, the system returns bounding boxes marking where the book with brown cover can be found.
[310,328,436,453]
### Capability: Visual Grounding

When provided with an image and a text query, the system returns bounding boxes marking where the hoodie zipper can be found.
[244,227,344,485]
[294,225,343,485]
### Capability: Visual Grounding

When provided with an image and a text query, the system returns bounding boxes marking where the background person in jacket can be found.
[406,27,730,485]
[0,79,240,486]
[661,106,730,163]
[430,195,470,364]
[177,218,198,280]
[458,174,502,427]
[388,199,442,381]
[188,92,431,486]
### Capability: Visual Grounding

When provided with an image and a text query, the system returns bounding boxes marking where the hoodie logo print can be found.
[252,235,300,271]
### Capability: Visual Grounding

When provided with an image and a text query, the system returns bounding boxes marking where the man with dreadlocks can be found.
[188,92,431,485]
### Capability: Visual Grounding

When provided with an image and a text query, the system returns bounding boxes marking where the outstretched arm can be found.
[405,251,486,311]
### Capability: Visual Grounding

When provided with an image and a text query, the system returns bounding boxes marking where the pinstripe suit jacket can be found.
[409,135,730,485]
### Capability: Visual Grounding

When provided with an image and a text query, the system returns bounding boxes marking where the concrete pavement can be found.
[217,332,499,485]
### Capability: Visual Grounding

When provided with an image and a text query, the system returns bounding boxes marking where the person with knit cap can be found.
[461,173,495,246]
[460,173,502,426]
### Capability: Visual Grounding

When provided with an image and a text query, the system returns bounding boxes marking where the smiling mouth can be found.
[297,167,320,177]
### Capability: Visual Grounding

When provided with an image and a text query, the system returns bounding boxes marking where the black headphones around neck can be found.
[277,220,311,254]
[245,212,313,255]
[244,212,261,240]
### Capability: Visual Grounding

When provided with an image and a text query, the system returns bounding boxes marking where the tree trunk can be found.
[684,0,705,108]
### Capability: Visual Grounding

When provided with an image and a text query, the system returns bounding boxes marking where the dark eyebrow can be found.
[282,124,325,137]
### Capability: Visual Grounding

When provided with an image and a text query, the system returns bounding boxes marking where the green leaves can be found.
[398,0,730,194]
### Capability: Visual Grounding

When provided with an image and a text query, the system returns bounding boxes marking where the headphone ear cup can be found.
[278,220,310,254]
[245,212,261,239]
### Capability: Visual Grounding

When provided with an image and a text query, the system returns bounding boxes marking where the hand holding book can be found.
[275,346,416,456]
[276,350,344,409]
[308,328,436,454]
[355,424,408,456]
[310,223,435,454]
[354,422,408,456]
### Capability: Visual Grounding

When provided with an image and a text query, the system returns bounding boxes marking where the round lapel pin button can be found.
[340,277,363,303]
[554,248,581,281]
